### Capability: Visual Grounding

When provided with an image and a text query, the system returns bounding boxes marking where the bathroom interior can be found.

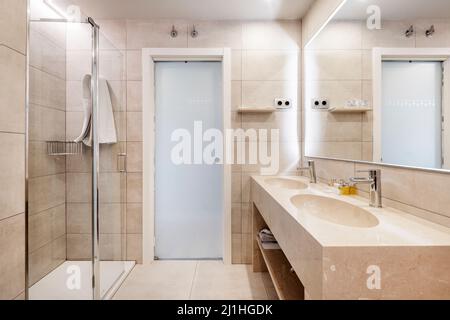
[1,0,450,301]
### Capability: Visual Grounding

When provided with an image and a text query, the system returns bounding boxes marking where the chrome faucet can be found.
[298,160,317,183]
[350,170,382,208]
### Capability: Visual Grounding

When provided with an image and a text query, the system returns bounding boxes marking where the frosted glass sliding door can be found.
[382,61,443,168]
[155,62,223,260]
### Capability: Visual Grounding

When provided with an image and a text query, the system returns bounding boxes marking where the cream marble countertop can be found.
[252,175,450,247]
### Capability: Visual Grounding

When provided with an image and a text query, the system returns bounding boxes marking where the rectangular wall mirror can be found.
[304,0,450,172]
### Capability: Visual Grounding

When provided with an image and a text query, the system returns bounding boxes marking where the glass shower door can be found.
[97,30,129,299]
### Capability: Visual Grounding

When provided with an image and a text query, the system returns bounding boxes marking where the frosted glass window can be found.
[382,61,443,168]
[154,62,223,260]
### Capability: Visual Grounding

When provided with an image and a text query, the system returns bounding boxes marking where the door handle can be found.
[117,153,127,172]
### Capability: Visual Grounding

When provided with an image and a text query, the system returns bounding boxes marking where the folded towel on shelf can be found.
[259,229,280,250]
[259,229,277,243]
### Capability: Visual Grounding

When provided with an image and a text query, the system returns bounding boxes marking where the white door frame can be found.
[372,47,450,164]
[142,48,232,265]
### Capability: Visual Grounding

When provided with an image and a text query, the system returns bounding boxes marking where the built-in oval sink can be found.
[265,178,308,190]
[290,195,379,228]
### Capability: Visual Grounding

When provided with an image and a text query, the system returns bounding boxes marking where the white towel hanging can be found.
[74,74,118,147]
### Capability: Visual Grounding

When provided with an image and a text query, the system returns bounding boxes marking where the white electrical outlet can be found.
[274,98,292,109]
[311,99,329,110]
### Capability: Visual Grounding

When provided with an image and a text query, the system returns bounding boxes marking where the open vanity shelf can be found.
[237,106,276,113]
[252,205,305,300]
[328,106,372,113]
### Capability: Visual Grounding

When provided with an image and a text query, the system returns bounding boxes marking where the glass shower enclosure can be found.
[26,0,134,300]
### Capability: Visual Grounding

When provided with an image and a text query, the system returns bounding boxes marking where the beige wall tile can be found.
[100,49,126,81]
[126,203,143,234]
[29,29,66,79]
[126,234,143,263]
[66,173,91,203]
[362,20,417,49]
[127,173,143,203]
[231,50,242,81]
[187,21,242,49]
[127,112,143,141]
[0,214,25,300]
[0,46,26,133]
[231,203,242,234]
[100,142,126,173]
[242,80,299,109]
[29,105,65,141]
[127,81,142,111]
[308,20,362,50]
[304,50,362,81]
[0,0,27,53]
[415,19,450,48]
[32,21,66,49]
[100,203,125,234]
[241,203,252,234]
[127,142,143,172]
[97,20,127,50]
[127,20,188,49]
[241,234,252,264]
[241,110,301,142]
[28,241,53,285]
[304,111,363,142]
[66,50,91,81]
[242,21,300,50]
[306,141,362,160]
[232,234,242,264]
[100,234,124,260]
[243,50,300,81]
[99,172,123,203]
[29,142,65,178]
[67,234,92,260]
[67,203,91,234]
[29,67,66,110]
[29,173,66,214]
[0,133,25,220]
[231,81,242,111]
[66,23,92,51]
[126,50,142,81]
[232,172,242,203]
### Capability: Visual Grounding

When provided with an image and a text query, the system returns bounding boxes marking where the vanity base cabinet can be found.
[252,204,305,300]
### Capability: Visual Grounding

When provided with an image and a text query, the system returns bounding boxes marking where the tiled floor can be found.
[113,261,278,300]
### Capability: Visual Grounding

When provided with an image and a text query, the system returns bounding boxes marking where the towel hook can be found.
[170,25,178,38]
[191,25,198,38]
[426,25,435,37]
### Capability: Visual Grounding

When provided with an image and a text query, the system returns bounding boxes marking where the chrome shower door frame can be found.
[88,17,101,301]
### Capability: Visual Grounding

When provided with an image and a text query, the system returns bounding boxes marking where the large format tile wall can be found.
[96,19,303,264]
[0,0,27,300]
[28,20,68,286]
[304,19,450,161]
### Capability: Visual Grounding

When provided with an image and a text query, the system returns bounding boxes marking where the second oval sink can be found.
[265,178,308,190]
[290,195,379,228]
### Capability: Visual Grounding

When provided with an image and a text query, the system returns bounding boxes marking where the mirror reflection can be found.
[304,0,450,170]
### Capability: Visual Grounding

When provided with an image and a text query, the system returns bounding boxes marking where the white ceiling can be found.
[336,0,450,20]
[55,0,316,20]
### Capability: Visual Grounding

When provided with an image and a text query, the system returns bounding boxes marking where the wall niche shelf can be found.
[328,106,372,113]
[237,106,276,114]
